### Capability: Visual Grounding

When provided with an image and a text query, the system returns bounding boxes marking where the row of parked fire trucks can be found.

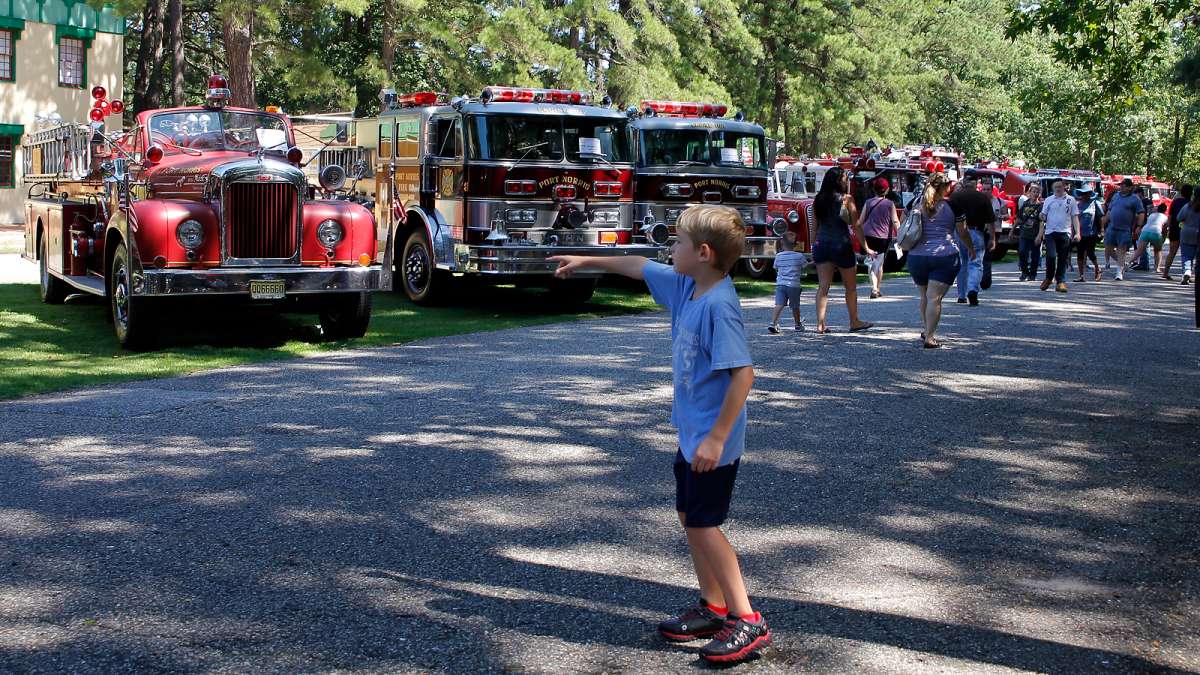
[21,75,1173,348]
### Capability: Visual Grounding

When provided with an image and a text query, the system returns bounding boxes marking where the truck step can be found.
[59,273,105,297]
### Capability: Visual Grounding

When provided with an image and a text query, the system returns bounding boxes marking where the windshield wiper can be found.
[158,139,202,157]
[509,141,552,171]
[672,159,707,167]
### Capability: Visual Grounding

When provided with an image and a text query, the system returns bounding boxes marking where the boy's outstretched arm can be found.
[692,365,754,472]
[548,255,649,280]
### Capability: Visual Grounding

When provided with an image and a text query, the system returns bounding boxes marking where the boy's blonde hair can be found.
[676,205,746,274]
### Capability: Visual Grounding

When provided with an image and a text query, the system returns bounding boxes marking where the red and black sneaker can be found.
[699,613,771,663]
[657,600,727,642]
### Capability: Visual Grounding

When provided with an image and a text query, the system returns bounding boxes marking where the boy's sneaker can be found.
[658,601,726,642]
[967,290,978,306]
[767,324,781,335]
[699,614,772,663]
[794,322,805,331]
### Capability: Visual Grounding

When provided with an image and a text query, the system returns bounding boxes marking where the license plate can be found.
[249,279,286,300]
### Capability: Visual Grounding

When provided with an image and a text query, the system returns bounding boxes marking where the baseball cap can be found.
[963,168,979,179]
[874,177,890,191]
[1121,177,1134,186]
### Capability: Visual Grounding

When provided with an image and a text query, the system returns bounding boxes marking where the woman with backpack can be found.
[857,177,900,299]
[902,172,966,348]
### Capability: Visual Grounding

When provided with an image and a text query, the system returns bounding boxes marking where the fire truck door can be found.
[426,116,464,239]
[46,206,66,275]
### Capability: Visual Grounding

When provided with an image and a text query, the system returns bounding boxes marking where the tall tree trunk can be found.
[165,0,185,106]
[381,0,396,82]
[222,9,256,108]
[132,0,164,113]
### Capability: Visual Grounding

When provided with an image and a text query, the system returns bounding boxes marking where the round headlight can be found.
[787,209,800,224]
[176,219,205,249]
[770,218,789,236]
[316,219,344,247]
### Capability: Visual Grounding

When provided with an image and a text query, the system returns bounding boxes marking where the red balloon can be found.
[110,100,125,114]
[99,101,111,115]
[91,85,107,100]
[934,161,945,172]
[89,108,105,122]
[93,98,104,109]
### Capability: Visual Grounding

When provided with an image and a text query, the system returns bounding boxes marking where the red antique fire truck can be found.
[21,76,387,348]
[629,100,783,278]
[356,86,665,304]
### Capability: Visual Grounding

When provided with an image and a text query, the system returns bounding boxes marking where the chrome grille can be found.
[226,182,298,260]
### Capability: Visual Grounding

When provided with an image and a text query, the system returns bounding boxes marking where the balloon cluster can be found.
[88,86,124,123]
[923,160,946,173]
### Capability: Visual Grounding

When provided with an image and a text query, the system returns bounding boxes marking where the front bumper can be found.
[135,265,384,297]
[743,236,780,260]
[460,244,667,275]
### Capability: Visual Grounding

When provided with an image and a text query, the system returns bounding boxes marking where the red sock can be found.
[705,601,728,616]
[740,611,761,623]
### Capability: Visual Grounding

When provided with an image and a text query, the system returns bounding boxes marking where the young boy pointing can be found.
[549,205,770,664]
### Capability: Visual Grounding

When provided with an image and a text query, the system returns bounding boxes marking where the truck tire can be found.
[38,234,68,304]
[400,229,450,305]
[742,257,776,280]
[546,277,596,306]
[320,291,372,339]
[109,243,155,350]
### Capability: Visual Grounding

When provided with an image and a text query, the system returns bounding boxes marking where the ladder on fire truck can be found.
[22,123,101,183]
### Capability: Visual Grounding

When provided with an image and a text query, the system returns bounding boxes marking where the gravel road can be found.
[1,260,1198,673]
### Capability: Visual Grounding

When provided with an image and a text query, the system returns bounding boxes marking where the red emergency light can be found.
[483,87,589,105]
[206,73,231,109]
[397,91,440,107]
[641,100,728,118]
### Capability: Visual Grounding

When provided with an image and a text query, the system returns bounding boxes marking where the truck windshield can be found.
[640,128,767,169]
[711,131,767,169]
[470,114,630,163]
[148,111,291,154]
[641,129,709,166]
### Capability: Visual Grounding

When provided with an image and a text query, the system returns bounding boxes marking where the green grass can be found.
[0,258,917,400]
[0,277,778,400]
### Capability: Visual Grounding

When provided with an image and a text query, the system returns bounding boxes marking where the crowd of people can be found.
[766,169,1200,348]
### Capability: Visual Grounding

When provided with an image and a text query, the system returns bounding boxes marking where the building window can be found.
[0,136,14,188]
[59,37,84,88]
[0,30,12,82]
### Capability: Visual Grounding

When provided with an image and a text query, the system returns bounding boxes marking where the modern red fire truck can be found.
[358,86,665,304]
[629,100,783,278]
[22,76,386,348]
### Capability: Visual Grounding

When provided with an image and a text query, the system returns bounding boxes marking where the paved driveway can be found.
[2,262,1198,673]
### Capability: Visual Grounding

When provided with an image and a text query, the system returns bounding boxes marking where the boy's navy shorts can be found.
[674,449,739,528]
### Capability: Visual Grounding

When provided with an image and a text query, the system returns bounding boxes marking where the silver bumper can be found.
[460,244,667,275]
[135,265,384,297]
[743,236,780,260]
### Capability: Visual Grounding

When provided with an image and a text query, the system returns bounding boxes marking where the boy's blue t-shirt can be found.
[643,261,753,467]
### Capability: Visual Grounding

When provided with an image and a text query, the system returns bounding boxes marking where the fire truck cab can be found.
[360,87,664,304]
[629,100,780,278]
[22,77,386,349]
[765,158,832,267]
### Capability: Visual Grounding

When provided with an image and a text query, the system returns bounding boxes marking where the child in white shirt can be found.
[768,232,810,333]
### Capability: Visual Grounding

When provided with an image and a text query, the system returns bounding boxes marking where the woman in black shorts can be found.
[811,167,873,333]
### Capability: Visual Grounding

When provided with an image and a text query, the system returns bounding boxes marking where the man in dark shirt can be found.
[949,170,997,306]
[1163,184,1192,280]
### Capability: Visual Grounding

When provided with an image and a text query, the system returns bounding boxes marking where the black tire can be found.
[546,277,597,306]
[319,291,372,339]
[38,233,68,304]
[743,257,775,280]
[400,229,450,304]
[109,243,155,350]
